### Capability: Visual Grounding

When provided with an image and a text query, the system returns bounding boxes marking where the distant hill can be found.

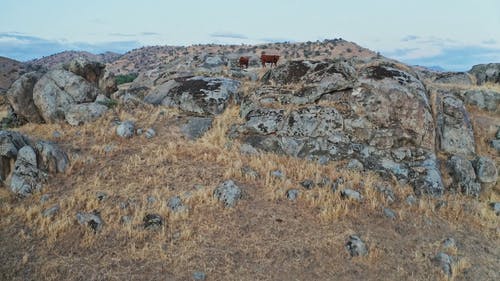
[0,56,26,94]
[27,50,122,69]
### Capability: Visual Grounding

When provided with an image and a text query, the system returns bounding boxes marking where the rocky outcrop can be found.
[0,130,68,196]
[232,60,444,195]
[469,63,500,85]
[436,94,475,157]
[432,72,473,85]
[5,72,44,123]
[458,89,500,112]
[447,155,481,197]
[144,76,240,115]
[6,58,116,125]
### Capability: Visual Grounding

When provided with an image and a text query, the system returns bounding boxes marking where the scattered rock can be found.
[40,194,50,203]
[491,139,500,151]
[240,143,259,155]
[65,103,108,126]
[346,159,364,171]
[143,214,163,230]
[375,183,396,203]
[331,177,344,193]
[180,117,213,140]
[145,128,156,139]
[383,207,396,219]
[167,196,187,212]
[270,170,284,179]
[241,165,259,178]
[341,189,363,201]
[345,235,368,257]
[147,196,157,205]
[35,140,70,173]
[193,271,206,281]
[5,72,44,123]
[120,215,132,224]
[406,195,417,205]
[42,204,60,218]
[300,179,315,190]
[489,202,500,215]
[96,191,108,201]
[286,189,299,201]
[213,180,242,208]
[116,121,135,138]
[447,155,481,197]
[469,63,500,85]
[10,146,47,196]
[442,238,456,250]
[432,252,453,277]
[76,211,103,232]
[473,156,498,184]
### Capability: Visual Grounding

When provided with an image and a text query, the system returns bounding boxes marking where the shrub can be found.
[115,73,138,85]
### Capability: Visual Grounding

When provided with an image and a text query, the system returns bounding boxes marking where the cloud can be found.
[259,37,295,43]
[210,32,248,39]
[0,32,140,61]
[401,35,419,42]
[482,39,497,45]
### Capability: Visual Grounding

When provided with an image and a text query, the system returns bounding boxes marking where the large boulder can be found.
[5,72,44,123]
[469,63,500,85]
[447,155,481,197]
[458,89,500,112]
[32,69,104,123]
[144,76,240,115]
[432,72,473,85]
[474,156,498,184]
[64,103,108,126]
[232,60,444,196]
[65,58,105,84]
[436,94,475,157]
[0,130,68,196]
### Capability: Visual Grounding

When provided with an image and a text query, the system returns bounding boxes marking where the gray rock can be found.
[116,121,135,138]
[469,63,500,85]
[143,213,163,230]
[136,128,143,135]
[433,72,473,85]
[383,207,396,219]
[147,196,157,205]
[180,117,213,140]
[345,235,368,257]
[145,128,156,139]
[490,202,500,215]
[286,189,299,201]
[167,196,187,212]
[375,183,395,203]
[432,252,453,277]
[96,191,108,201]
[406,195,417,205]
[341,189,363,201]
[213,180,242,208]
[491,139,500,151]
[437,95,475,157]
[300,179,315,190]
[65,103,108,126]
[34,140,69,173]
[33,69,101,123]
[120,215,132,224]
[460,89,500,112]
[270,170,284,179]
[40,194,50,203]
[447,155,481,197]
[331,177,344,193]
[497,128,500,139]
[193,271,206,280]
[10,146,47,196]
[52,131,62,138]
[473,156,498,184]
[76,211,103,232]
[42,204,60,218]
[6,72,44,122]
[240,143,259,155]
[442,238,456,250]
[65,58,104,84]
[144,76,240,116]
[241,165,259,178]
[346,159,364,170]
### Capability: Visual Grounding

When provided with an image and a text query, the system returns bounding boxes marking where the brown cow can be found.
[239,56,249,68]
[260,54,280,67]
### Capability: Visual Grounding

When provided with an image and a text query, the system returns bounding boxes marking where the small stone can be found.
[116,121,135,138]
[167,196,187,212]
[317,176,332,188]
[104,144,115,153]
[40,194,50,203]
[474,156,498,184]
[119,201,129,209]
[406,195,417,205]
[136,128,143,135]
[52,131,62,138]
[76,211,103,232]
[241,165,259,178]
[490,202,500,215]
[491,140,500,151]
[345,235,368,257]
[143,214,163,230]
[341,189,363,201]
[96,191,107,201]
[42,204,60,218]
[213,180,242,208]
[147,196,156,204]
[286,189,299,201]
[120,215,132,224]
[331,177,344,193]
[145,128,156,139]
[240,143,259,155]
[346,159,364,171]
[432,252,453,277]
[442,238,456,250]
[271,170,284,179]
[383,207,396,219]
[193,271,206,280]
[300,179,315,190]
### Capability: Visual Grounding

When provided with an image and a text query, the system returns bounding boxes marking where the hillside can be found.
[28,50,121,70]
[0,40,498,281]
[0,56,26,95]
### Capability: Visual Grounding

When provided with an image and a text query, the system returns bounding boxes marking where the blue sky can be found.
[1,0,499,71]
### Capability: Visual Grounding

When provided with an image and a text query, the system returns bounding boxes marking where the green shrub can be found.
[115,73,138,85]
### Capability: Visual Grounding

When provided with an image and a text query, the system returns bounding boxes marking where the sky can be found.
[1,0,499,71]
